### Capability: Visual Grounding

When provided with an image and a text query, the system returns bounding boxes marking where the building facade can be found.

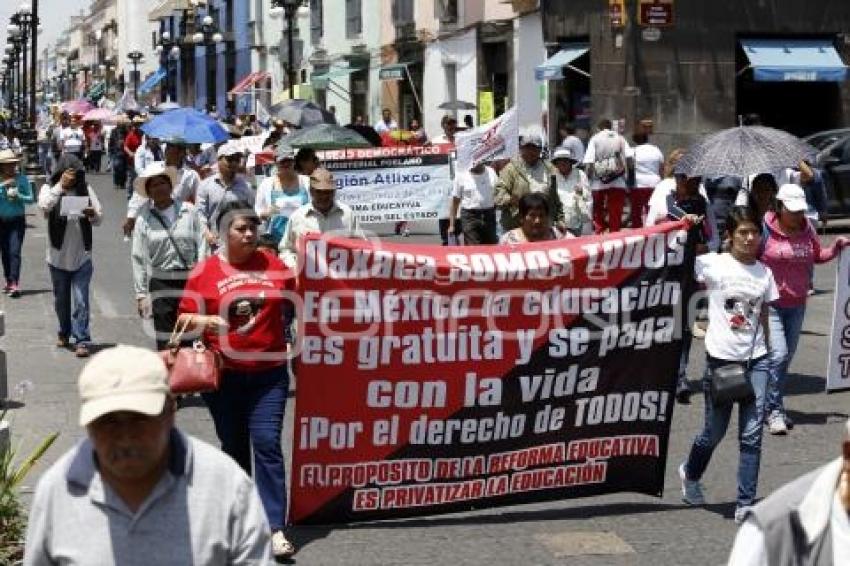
[541,0,850,150]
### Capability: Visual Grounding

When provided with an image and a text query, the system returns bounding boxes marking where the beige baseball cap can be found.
[78,345,170,426]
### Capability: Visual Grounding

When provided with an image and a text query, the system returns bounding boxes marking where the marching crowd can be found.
[1,104,848,564]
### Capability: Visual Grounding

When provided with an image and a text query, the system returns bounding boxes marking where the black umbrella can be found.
[438,100,476,111]
[269,99,336,128]
[345,124,382,147]
[676,126,817,179]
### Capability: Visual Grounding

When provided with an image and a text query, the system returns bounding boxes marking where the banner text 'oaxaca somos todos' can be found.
[318,145,453,224]
[290,222,690,524]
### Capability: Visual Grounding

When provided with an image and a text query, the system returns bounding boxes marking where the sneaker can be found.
[271,530,295,559]
[56,335,70,348]
[734,506,751,524]
[767,411,788,435]
[784,413,795,430]
[75,344,90,358]
[8,283,20,298]
[679,463,705,505]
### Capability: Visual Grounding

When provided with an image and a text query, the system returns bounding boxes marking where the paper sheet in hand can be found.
[59,196,90,217]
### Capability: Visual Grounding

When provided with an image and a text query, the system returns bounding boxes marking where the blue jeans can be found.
[766,304,807,415]
[683,354,769,507]
[48,261,93,345]
[202,364,289,530]
[0,215,25,284]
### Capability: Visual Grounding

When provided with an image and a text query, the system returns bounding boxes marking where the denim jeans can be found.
[683,354,769,508]
[48,260,93,345]
[766,304,807,415]
[0,215,25,285]
[202,364,289,530]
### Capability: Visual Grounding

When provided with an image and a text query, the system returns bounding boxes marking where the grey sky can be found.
[0,0,90,56]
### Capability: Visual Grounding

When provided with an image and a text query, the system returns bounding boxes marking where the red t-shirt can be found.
[124,130,142,154]
[178,250,294,372]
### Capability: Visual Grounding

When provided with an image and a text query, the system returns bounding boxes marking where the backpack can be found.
[592,131,626,184]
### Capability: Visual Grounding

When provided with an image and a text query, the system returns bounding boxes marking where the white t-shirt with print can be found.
[60,127,85,153]
[695,252,778,361]
[452,167,497,210]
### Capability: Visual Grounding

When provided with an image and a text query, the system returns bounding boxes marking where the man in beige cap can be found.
[24,345,273,565]
[278,167,361,269]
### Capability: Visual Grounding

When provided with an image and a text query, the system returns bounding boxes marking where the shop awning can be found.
[148,0,190,21]
[535,44,589,81]
[740,39,848,82]
[228,71,272,95]
[138,68,167,95]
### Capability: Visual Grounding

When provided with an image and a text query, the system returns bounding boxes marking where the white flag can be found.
[454,106,518,171]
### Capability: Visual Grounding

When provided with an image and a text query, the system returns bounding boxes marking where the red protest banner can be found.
[290,222,690,524]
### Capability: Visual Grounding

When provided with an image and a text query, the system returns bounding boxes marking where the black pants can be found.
[439,218,463,246]
[460,208,498,245]
[149,275,188,350]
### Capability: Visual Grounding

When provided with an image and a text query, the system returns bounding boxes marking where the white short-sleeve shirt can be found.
[695,252,779,360]
[451,167,498,210]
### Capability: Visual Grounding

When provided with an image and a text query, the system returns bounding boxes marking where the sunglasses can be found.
[223,155,243,163]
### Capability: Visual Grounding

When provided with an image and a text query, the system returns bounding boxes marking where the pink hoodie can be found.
[760,211,839,307]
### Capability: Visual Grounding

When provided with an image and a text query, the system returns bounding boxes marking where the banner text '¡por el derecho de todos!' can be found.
[290,221,691,525]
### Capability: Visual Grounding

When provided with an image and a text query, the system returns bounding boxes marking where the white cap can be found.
[78,345,170,426]
[776,183,808,213]
[217,141,245,158]
[520,132,544,148]
[551,147,577,163]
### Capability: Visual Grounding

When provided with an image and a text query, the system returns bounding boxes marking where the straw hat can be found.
[133,161,180,198]
[0,149,21,164]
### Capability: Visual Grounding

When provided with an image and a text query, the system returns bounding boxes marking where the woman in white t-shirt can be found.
[255,147,309,247]
[629,133,664,228]
[679,205,779,525]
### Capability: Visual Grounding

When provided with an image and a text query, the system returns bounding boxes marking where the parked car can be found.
[804,128,850,218]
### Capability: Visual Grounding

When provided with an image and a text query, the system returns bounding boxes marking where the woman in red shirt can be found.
[177,200,295,559]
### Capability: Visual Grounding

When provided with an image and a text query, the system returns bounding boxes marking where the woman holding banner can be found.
[760,184,849,435]
[679,206,778,525]
[176,200,295,559]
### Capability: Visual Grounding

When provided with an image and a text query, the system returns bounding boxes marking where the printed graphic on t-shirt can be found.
[723,294,759,331]
[229,291,266,335]
[718,274,765,332]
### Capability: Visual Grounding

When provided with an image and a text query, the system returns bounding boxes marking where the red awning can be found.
[229,71,272,95]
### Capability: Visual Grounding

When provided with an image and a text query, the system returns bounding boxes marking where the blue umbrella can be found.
[140,107,230,144]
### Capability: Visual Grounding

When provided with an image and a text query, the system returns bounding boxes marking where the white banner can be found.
[454,106,518,171]
[826,247,850,391]
[320,146,453,223]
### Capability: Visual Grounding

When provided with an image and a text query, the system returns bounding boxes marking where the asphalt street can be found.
[5,172,850,565]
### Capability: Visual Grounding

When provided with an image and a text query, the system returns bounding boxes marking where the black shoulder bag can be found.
[708,314,761,405]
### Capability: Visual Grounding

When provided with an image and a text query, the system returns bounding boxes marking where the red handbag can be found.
[160,317,223,394]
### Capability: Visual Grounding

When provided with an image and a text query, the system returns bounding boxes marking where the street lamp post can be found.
[98,61,114,97]
[155,31,180,103]
[191,11,223,113]
[68,66,78,99]
[271,0,306,100]
[127,50,144,100]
